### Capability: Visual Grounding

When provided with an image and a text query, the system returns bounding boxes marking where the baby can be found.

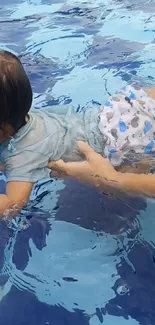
[0,50,155,214]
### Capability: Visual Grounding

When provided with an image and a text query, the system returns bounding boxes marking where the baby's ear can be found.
[25,115,29,123]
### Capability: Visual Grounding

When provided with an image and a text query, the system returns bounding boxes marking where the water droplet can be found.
[116,284,129,296]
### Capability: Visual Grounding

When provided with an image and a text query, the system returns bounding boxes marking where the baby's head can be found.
[0,50,32,142]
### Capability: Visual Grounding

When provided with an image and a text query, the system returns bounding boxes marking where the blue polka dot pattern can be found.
[129,91,136,100]
[144,140,155,154]
[108,148,117,160]
[119,120,127,132]
[144,120,152,134]
[105,100,113,108]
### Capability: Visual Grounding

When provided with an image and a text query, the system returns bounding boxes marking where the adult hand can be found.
[48,141,119,192]
[48,141,155,198]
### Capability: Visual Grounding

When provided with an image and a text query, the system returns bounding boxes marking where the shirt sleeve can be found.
[5,150,50,183]
[43,104,76,116]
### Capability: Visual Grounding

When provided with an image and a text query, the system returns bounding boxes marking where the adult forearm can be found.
[104,171,155,197]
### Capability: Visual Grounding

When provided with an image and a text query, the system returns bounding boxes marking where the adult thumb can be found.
[77,141,97,160]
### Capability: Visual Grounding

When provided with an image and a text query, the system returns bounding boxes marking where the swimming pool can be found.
[0,0,155,324]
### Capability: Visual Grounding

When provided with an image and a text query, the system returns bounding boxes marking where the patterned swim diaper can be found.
[98,85,155,166]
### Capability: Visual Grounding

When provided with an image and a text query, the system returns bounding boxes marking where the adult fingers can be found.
[78,141,102,163]
[48,159,67,172]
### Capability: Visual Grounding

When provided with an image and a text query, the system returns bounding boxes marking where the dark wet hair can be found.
[0,50,32,132]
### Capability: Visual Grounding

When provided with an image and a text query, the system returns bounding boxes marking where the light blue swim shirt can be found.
[0,105,105,183]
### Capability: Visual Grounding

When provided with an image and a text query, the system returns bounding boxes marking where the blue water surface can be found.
[0,1,155,324]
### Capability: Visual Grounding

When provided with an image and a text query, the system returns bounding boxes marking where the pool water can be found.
[0,1,155,324]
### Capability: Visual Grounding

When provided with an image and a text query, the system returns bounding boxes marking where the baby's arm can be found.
[0,181,34,216]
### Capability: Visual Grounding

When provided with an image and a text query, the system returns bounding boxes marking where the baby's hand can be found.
[0,194,13,216]
[0,194,21,218]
